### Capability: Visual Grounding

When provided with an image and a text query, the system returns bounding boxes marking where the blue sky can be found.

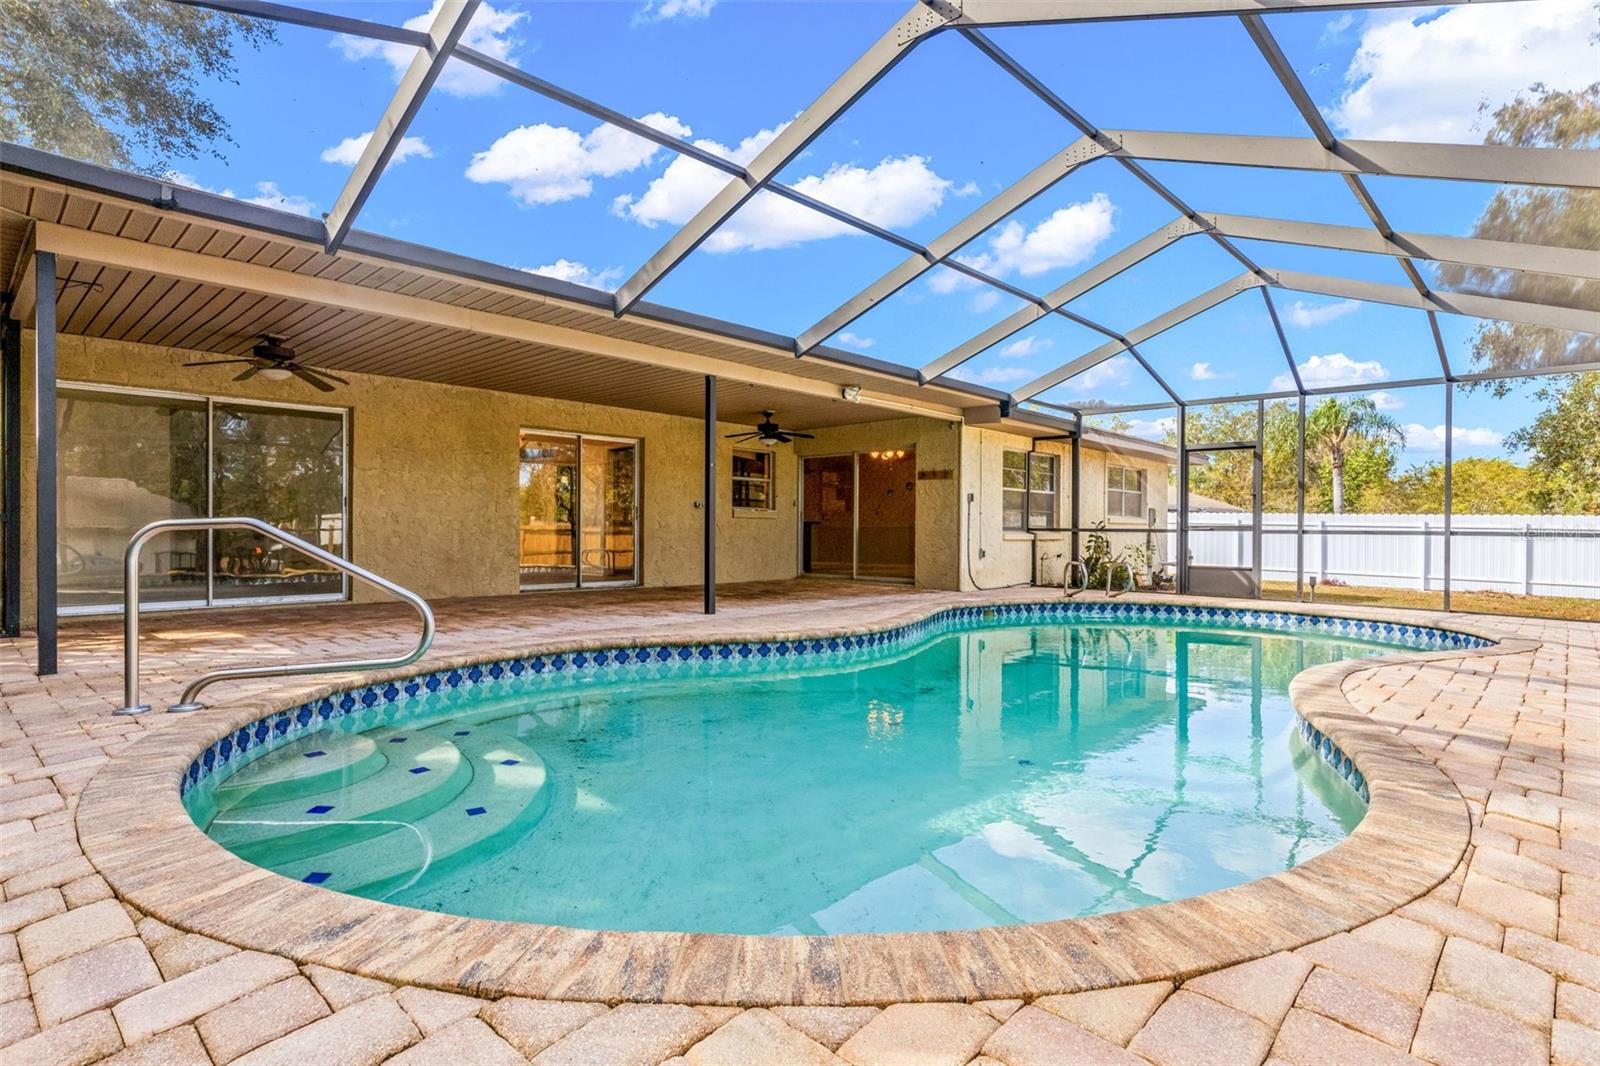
[94,0,1598,467]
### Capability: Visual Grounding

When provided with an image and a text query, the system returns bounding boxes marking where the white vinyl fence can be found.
[1167,511,1600,600]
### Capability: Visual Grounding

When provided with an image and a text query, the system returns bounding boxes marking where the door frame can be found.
[517,428,641,592]
[799,450,917,584]
[1178,439,1262,598]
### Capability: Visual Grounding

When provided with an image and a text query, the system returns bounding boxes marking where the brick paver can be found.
[0,582,1593,1063]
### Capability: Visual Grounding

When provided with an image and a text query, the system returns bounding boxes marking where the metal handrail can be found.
[116,517,435,715]
[1062,559,1088,596]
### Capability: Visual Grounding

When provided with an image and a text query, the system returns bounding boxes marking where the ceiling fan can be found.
[726,410,815,446]
[183,336,349,393]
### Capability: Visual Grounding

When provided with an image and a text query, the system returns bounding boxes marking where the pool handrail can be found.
[115,517,435,715]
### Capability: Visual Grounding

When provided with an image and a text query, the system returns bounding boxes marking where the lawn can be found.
[1259,581,1600,623]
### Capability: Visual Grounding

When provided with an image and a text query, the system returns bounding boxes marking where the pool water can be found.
[194,620,1384,935]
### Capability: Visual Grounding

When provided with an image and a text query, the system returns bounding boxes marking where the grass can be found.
[1259,581,1600,622]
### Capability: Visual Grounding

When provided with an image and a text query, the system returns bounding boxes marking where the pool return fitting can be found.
[116,517,434,715]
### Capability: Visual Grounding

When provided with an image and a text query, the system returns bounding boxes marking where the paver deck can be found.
[0,581,1595,1065]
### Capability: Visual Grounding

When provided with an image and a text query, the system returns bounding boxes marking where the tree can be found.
[1436,77,1600,384]
[1508,371,1600,514]
[0,0,273,173]
[1305,397,1403,514]
[1368,458,1544,515]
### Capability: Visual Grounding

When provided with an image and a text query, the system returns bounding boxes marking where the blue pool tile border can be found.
[179,601,1489,803]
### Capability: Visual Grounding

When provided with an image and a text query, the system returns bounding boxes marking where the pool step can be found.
[208,728,473,865]
[266,725,551,896]
[211,731,387,809]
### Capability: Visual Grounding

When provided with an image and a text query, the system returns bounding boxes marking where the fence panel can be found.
[1167,511,1600,600]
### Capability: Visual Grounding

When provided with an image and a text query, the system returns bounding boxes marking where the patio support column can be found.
[1443,383,1453,612]
[1176,404,1189,595]
[1296,394,1306,602]
[34,251,57,675]
[1070,411,1081,566]
[2,316,19,637]
[703,374,716,615]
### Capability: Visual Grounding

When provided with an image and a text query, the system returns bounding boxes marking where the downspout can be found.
[1029,433,1075,587]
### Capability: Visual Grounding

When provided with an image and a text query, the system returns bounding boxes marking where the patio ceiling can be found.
[1,159,1068,432]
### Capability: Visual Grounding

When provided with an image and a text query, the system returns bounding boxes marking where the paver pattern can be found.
[0,581,1595,1065]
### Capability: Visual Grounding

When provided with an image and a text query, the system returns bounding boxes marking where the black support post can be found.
[1069,412,1081,565]
[34,252,57,675]
[1176,405,1189,595]
[703,374,716,615]
[2,317,20,637]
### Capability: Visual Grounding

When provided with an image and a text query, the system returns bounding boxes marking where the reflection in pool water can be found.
[195,622,1378,934]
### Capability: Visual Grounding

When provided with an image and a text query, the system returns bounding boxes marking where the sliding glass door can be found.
[58,385,347,614]
[519,430,638,591]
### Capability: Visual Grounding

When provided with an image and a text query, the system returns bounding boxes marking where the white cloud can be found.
[320,131,432,167]
[1110,416,1176,442]
[1369,390,1405,411]
[166,172,318,217]
[635,0,715,22]
[523,259,623,290]
[336,2,525,97]
[1190,361,1233,381]
[938,194,1115,294]
[1000,336,1052,359]
[1284,298,1360,329]
[1058,357,1132,397]
[1319,11,1356,45]
[1403,423,1505,452]
[243,182,318,217]
[468,112,691,205]
[615,122,958,252]
[835,331,875,350]
[1331,1,1598,142]
[1271,352,1390,391]
[950,364,1033,386]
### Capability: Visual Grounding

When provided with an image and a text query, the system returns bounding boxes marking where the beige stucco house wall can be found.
[13,333,1179,618]
[14,332,801,617]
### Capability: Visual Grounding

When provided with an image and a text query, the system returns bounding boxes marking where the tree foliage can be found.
[1508,371,1600,514]
[1436,76,1600,383]
[1367,458,1543,515]
[0,0,273,173]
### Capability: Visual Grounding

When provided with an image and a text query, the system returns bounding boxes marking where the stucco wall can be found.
[961,429,1173,590]
[13,332,800,617]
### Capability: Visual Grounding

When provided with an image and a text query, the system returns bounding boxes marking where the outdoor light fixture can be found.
[258,367,293,382]
[841,385,862,403]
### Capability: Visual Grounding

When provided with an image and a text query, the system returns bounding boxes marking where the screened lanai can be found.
[3,0,1598,674]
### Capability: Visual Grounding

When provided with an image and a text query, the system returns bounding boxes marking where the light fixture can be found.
[841,385,862,403]
[259,367,293,382]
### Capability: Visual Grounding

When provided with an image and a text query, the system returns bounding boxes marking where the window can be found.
[58,386,346,613]
[732,450,774,510]
[1108,465,1147,520]
[1003,451,1057,531]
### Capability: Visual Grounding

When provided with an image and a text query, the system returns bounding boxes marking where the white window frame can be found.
[1002,450,1058,531]
[1107,464,1147,520]
[731,448,775,512]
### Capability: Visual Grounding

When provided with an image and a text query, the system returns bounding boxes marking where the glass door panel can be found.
[211,403,346,602]
[58,391,208,610]
[1184,444,1260,598]
[803,455,855,577]
[519,432,578,590]
[856,448,915,582]
[580,438,637,586]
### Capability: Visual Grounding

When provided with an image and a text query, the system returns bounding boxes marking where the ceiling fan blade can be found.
[770,432,793,444]
[724,432,759,441]
[185,358,253,367]
[292,367,337,392]
[233,366,260,382]
[308,367,349,386]
[787,431,816,439]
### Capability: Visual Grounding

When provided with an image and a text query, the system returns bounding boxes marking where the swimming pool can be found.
[183,603,1486,936]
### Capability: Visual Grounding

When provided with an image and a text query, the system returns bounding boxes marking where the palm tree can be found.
[1306,397,1404,513]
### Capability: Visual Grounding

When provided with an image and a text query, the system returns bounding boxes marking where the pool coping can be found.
[75,593,1534,1006]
